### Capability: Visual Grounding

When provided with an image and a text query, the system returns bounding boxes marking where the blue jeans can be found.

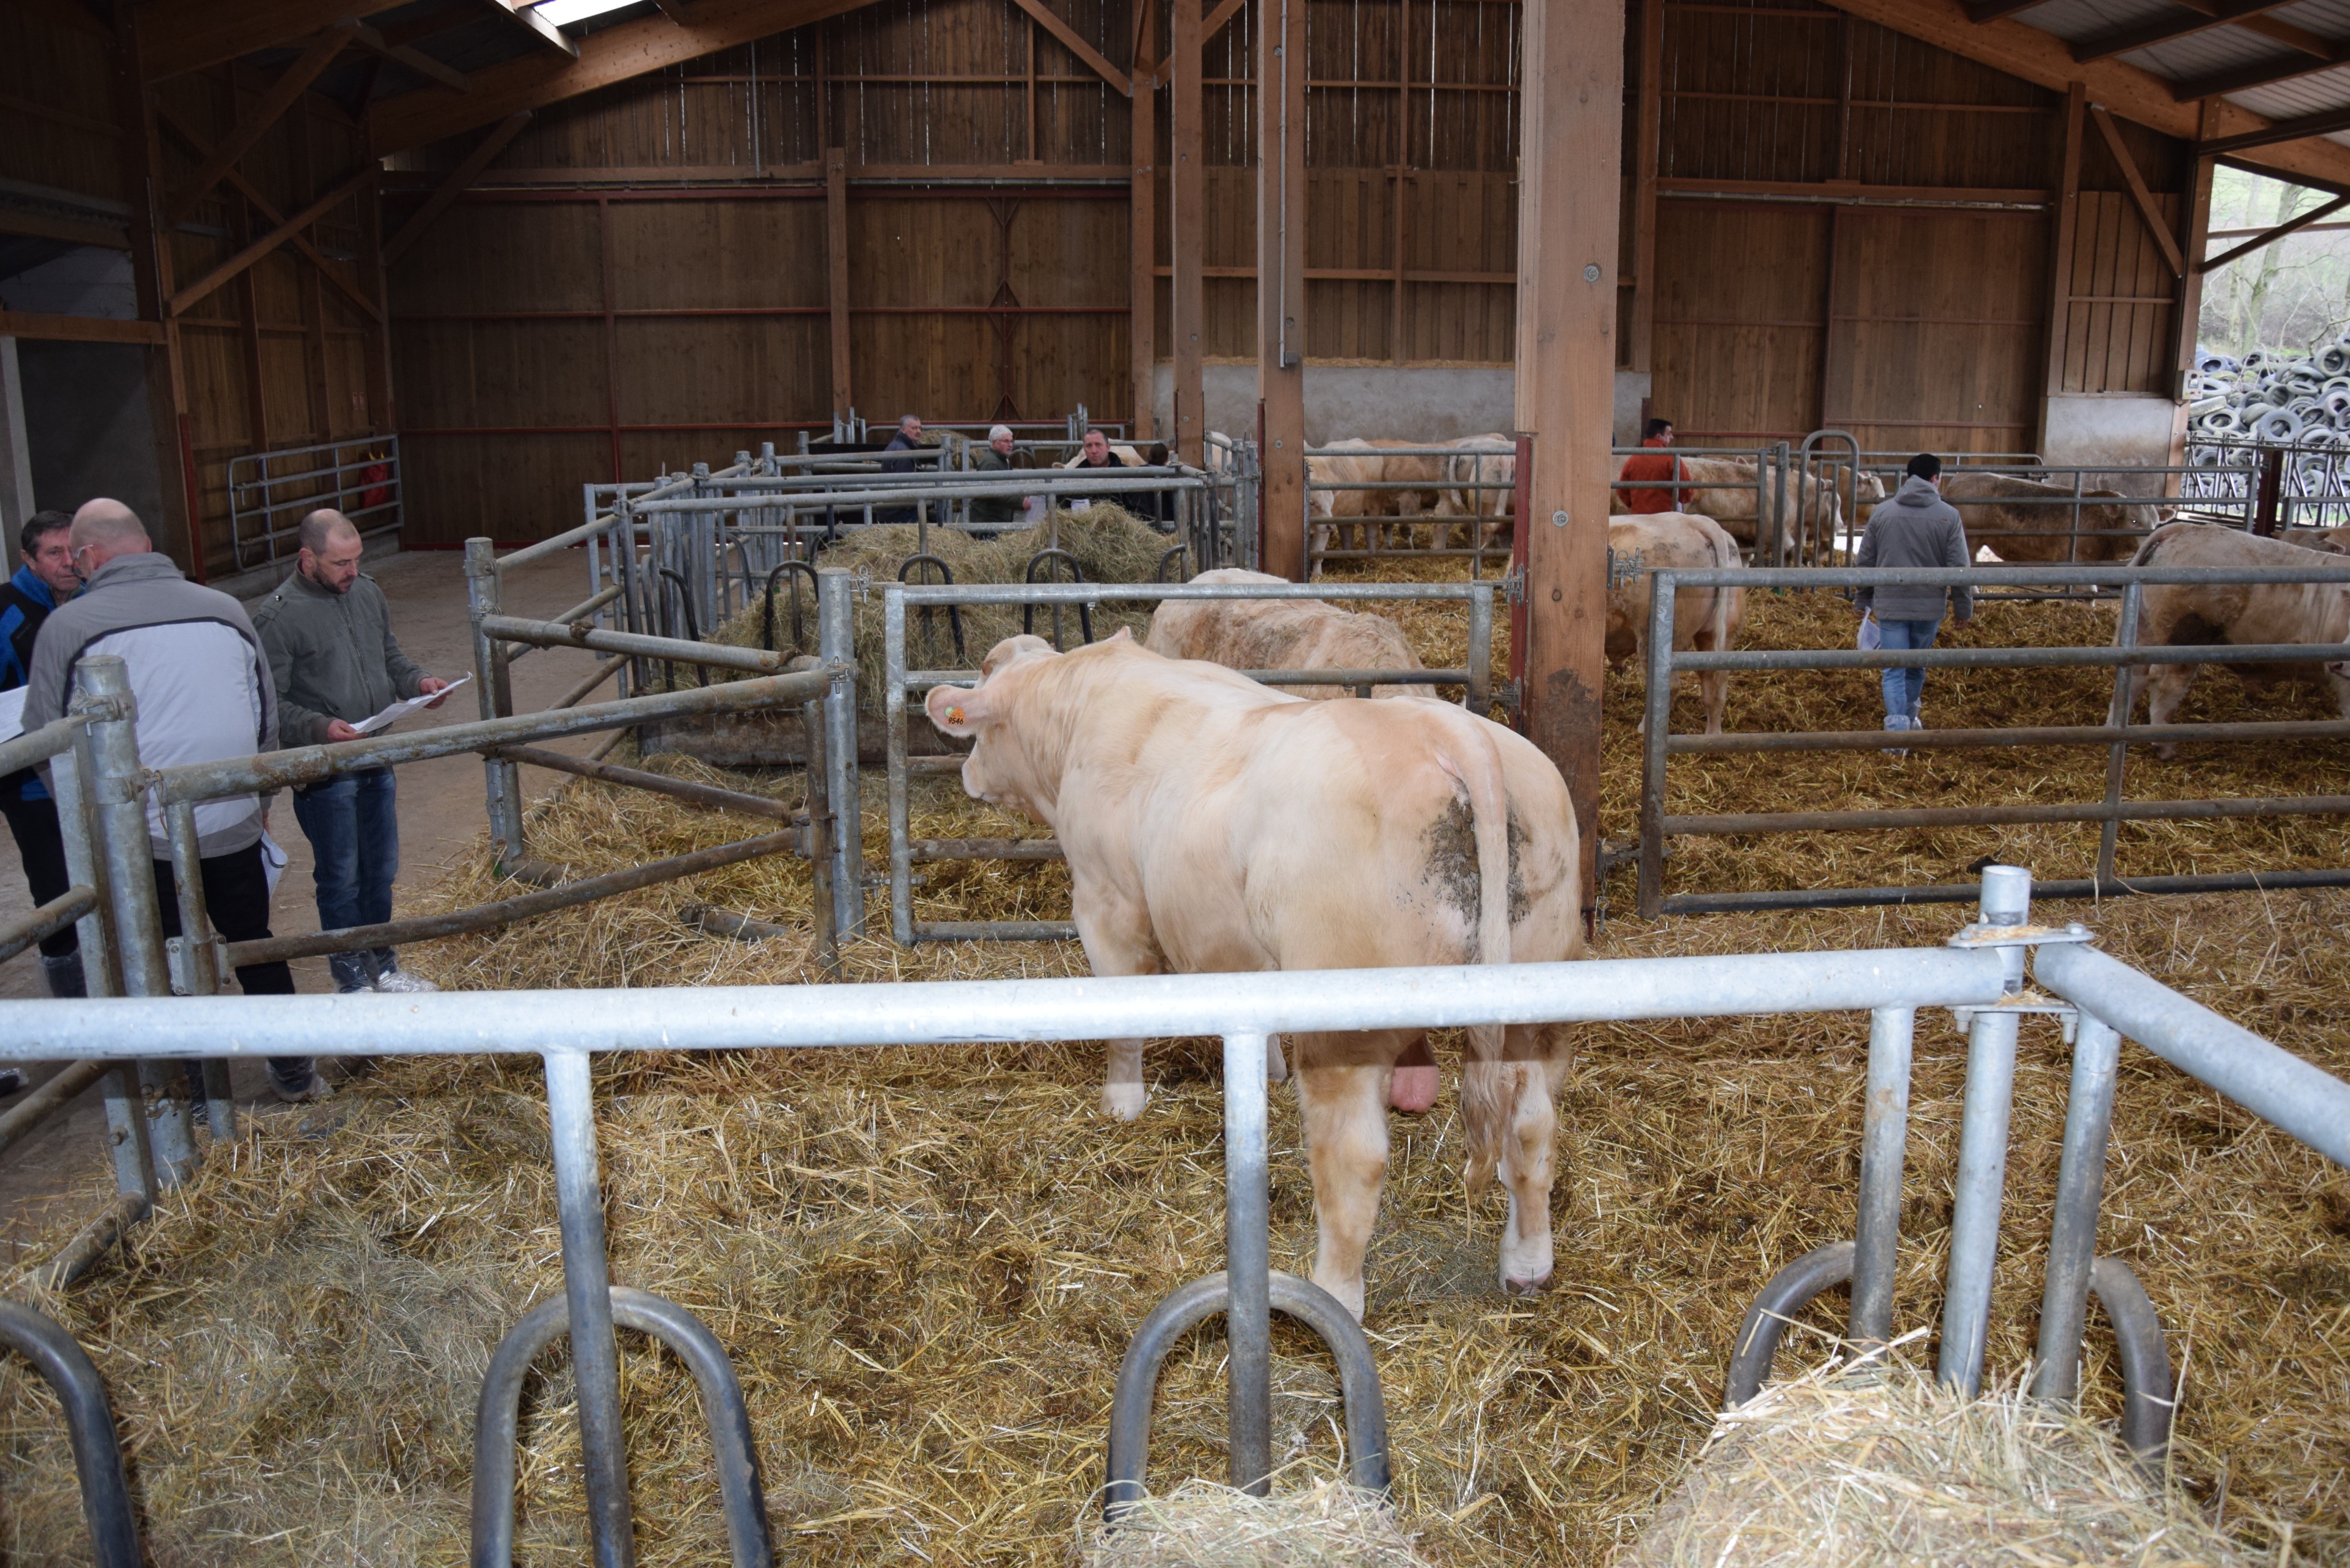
[292,767,400,992]
[1877,617,1940,722]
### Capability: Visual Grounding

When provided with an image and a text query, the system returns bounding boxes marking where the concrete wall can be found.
[2041,394,2180,497]
[1151,363,1515,444]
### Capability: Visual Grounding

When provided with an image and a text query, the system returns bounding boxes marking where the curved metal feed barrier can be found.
[0,1299,141,1568]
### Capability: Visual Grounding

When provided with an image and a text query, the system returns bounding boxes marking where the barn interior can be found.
[2,0,2349,1565]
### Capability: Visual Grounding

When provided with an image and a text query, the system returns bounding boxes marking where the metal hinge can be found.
[164,935,230,997]
[1500,566,1527,606]
[1608,548,1646,590]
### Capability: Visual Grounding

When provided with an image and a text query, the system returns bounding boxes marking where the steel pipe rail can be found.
[1675,640,2350,672]
[897,581,1496,606]
[219,829,801,969]
[0,887,97,966]
[627,475,1205,513]
[479,614,788,674]
[486,745,799,822]
[1665,794,2350,835]
[1662,867,2350,913]
[0,712,93,782]
[0,1059,113,1160]
[3,948,2010,1062]
[1669,717,2350,753]
[2035,942,2350,1170]
[151,669,828,804]
[0,1300,141,1568]
[497,513,621,572]
[1650,563,2350,589]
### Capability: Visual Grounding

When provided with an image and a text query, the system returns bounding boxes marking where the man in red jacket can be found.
[1618,417,1682,513]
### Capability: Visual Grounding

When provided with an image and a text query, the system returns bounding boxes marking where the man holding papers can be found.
[252,511,451,996]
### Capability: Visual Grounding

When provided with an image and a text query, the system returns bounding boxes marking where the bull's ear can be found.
[1105,626,1134,645]
[924,683,989,736]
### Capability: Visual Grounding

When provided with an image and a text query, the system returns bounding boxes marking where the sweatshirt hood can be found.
[1893,474,1942,508]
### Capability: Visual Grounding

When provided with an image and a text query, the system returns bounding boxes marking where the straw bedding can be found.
[0,567,2343,1565]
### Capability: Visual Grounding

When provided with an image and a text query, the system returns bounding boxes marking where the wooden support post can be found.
[827,147,852,420]
[2090,105,2186,277]
[235,195,270,456]
[2039,83,2084,451]
[360,164,396,434]
[1171,0,1205,466]
[1514,0,1622,915]
[1257,0,1306,578]
[1131,70,1157,437]
[2171,100,2219,471]
[112,4,200,574]
[1629,0,1663,377]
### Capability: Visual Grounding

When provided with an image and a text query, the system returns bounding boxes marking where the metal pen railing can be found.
[226,435,400,574]
[881,578,1498,944]
[1633,561,2350,916]
[1300,440,1519,573]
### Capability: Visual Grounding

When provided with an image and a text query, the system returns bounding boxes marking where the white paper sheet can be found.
[349,674,470,736]
[0,685,27,746]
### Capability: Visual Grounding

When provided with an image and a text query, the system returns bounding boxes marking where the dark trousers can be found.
[153,840,314,1094]
[291,767,399,991]
[0,793,80,960]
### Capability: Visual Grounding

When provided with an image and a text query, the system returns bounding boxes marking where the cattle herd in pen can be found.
[911,435,2350,1318]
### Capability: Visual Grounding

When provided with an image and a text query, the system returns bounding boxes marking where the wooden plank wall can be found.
[1,5,390,581]
[1635,0,2190,454]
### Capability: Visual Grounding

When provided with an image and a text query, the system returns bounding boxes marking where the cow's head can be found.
[925,635,1064,815]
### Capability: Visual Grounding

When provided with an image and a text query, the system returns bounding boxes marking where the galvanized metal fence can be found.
[1633,561,2350,916]
[226,434,400,574]
[1301,437,1520,575]
[2,861,2346,1558]
[881,578,1498,943]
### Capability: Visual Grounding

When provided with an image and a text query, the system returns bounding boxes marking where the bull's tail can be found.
[2129,522,2179,569]
[1435,710,1516,1193]
[1708,518,1740,654]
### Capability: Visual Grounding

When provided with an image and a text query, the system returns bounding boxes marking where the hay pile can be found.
[0,560,2341,1565]
[708,505,1176,703]
[1622,1358,2250,1567]
[1083,1479,1432,1567]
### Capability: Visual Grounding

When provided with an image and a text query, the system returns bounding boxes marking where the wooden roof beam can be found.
[649,0,696,19]
[2172,36,2349,99]
[479,0,581,59]
[2070,0,2302,65]
[1007,0,1131,96]
[2199,99,2350,153]
[168,166,371,316]
[136,0,412,82]
[164,20,357,227]
[350,20,473,94]
[1965,0,2046,22]
[154,103,383,320]
[370,0,884,155]
[2090,102,2186,273]
[382,111,532,263]
[1810,0,2350,199]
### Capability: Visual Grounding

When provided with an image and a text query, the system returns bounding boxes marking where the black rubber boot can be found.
[39,952,85,999]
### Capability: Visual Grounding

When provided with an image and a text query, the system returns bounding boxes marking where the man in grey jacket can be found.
[252,511,450,996]
[24,500,325,1102]
[1854,453,1973,750]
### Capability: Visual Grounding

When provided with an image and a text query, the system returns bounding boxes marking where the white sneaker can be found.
[1881,714,1910,758]
[373,970,438,994]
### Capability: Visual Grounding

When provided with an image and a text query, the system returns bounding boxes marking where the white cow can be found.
[1145,569,1426,700]
[924,632,1583,1316]
[1606,512,1746,735]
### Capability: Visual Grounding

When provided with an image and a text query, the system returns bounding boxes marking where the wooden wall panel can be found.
[389,203,603,316]
[0,8,119,202]
[406,432,608,544]
[608,200,827,310]
[2057,191,2178,397]
[853,315,998,422]
[1652,200,1827,440]
[394,319,612,431]
[613,318,828,426]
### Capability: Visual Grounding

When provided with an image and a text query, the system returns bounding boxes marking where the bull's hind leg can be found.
[1071,883,1162,1120]
[1293,1031,1409,1320]
[1494,1022,1566,1296]
[2141,656,2198,760]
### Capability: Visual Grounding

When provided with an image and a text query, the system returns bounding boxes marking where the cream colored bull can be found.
[1941,471,2143,565]
[1436,435,1515,554]
[1308,437,1389,559]
[1145,569,1425,699]
[2125,523,2350,758]
[1673,456,1844,560]
[925,632,1584,1317]
[1607,513,1746,735]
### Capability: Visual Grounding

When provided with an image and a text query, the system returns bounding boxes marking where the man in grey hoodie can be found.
[1854,453,1973,746]
[24,500,325,1102]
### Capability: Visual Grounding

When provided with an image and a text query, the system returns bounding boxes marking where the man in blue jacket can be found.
[0,510,84,1001]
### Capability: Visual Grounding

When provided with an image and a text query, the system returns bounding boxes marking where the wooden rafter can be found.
[480,0,581,58]
[2070,0,2303,64]
[2090,103,2186,275]
[370,0,882,155]
[168,166,371,317]
[155,103,384,320]
[2198,190,2350,270]
[382,111,532,263]
[164,21,357,227]
[2172,36,2349,99]
[1007,0,1131,97]
[136,0,412,82]
[350,20,471,94]
[650,0,696,19]
[1156,0,1248,82]
[2200,100,2350,155]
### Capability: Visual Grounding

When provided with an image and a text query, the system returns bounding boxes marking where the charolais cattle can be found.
[2282,525,2350,556]
[1606,512,1746,735]
[1671,456,1844,560]
[2125,522,2350,758]
[1307,437,1389,558]
[1940,471,2145,565]
[924,631,1583,1317]
[1368,439,1449,547]
[1145,568,1425,699]
[1435,435,1515,554]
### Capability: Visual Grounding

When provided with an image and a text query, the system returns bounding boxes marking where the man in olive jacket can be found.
[251,511,451,994]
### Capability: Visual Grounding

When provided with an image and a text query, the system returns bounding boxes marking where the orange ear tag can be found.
[947,706,966,725]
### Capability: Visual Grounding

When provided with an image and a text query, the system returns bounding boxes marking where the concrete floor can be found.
[0,544,611,1267]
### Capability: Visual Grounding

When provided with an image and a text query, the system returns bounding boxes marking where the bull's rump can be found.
[1145,569,1423,699]
[1102,694,1579,976]
[1606,513,1744,661]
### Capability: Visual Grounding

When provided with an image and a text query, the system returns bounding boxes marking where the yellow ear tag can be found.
[947,706,965,725]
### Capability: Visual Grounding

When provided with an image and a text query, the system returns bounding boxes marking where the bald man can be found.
[253,510,448,996]
[24,500,326,1103]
